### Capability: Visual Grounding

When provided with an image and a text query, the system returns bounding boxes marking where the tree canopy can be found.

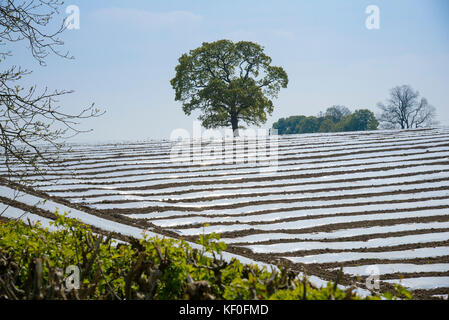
[273,107,378,135]
[170,40,288,136]
[323,105,351,123]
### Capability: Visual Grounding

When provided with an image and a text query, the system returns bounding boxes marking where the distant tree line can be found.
[272,106,379,135]
[272,85,438,135]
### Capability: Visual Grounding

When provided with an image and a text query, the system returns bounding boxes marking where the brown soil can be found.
[61,169,449,198]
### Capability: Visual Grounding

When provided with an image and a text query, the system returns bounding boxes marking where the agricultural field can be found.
[1,127,449,299]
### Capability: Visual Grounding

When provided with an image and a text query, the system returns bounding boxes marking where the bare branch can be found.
[377,85,437,130]
[0,0,104,183]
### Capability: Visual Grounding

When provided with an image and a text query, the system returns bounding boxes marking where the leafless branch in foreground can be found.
[0,0,104,182]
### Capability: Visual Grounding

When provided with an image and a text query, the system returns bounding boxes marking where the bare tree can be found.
[377,85,437,130]
[0,0,103,178]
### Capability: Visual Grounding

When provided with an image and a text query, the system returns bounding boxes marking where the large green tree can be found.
[170,40,288,136]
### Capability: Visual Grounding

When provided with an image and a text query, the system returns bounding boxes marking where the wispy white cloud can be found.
[93,7,202,29]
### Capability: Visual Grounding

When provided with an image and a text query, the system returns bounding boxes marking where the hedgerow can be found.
[0,213,410,300]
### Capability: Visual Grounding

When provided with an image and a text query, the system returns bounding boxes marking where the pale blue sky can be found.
[9,0,449,142]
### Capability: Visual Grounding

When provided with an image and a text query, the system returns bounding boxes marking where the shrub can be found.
[0,213,410,300]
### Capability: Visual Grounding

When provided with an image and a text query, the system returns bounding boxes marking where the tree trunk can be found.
[231,115,239,137]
